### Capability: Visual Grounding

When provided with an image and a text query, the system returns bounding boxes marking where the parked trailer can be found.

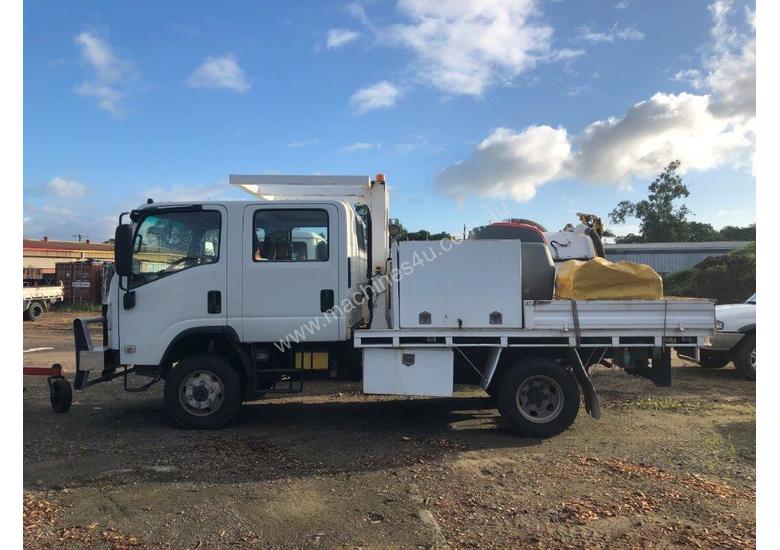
[23,282,63,321]
[69,174,715,437]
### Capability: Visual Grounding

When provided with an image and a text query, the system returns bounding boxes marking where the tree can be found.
[718,224,756,241]
[609,160,692,242]
[684,221,719,242]
[397,226,454,241]
[615,233,646,244]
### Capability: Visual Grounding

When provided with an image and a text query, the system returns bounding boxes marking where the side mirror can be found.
[114,224,134,277]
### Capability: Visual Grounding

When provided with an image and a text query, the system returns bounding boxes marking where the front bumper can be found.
[708,331,744,352]
[73,316,119,389]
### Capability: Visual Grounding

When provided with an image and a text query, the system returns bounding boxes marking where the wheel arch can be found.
[160,327,252,382]
[486,348,570,393]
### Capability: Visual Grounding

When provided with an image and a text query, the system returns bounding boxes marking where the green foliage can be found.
[718,224,756,241]
[685,221,719,242]
[610,162,755,244]
[610,160,692,242]
[393,222,454,241]
[664,242,755,304]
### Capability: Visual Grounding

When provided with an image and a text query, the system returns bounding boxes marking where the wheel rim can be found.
[32,305,42,317]
[515,375,564,423]
[750,348,756,371]
[178,370,225,417]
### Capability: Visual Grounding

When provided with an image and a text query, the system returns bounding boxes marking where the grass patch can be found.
[704,432,738,458]
[626,397,685,411]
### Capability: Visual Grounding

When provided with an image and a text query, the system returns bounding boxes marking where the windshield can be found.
[746,293,756,304]
[130,210,221,288]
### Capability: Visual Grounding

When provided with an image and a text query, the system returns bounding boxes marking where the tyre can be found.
[25,301,44,322]
[734,333,756,381]
[49,378,72,413]
[699,350,728,369]
[496,358,581,438]
[163,353,243,429]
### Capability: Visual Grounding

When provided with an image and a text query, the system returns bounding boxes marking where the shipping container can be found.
[55,260,111,305]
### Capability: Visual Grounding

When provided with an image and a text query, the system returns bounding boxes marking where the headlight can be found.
[715,320,724,330]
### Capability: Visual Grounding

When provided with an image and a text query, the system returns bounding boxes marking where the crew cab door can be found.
[118,206,227,365]
[242,204,341,343]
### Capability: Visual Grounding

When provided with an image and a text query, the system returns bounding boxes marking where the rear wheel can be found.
[734,334,756,381]
[25,301,44,321]
[164,353,243,429]
[496,358,580,438]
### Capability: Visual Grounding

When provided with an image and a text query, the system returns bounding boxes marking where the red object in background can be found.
[469,221,548,244]
[23,364,63,377]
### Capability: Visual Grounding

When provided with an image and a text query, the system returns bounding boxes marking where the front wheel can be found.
[734,334,756,381]
[164,354,243,429]
[496,358,580,438]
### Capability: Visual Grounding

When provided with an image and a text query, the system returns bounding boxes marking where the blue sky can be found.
[23,0,755,241]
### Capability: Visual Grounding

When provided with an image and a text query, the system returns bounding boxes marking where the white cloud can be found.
[385,0,558,96]
[572,92,753,183]
[438,126,571,202]
[47,177,87,198]
[717,208,746,217]
[349,81,402,114]
[574,24,645,44]
[26,176,87,199]
[73,30,136,114]
[74,82,123,114]
[615,1,630,9]
[566,84,591,97]
[393,130,442,155]
[342,142,381,152]
[186,54,250,93]
[326,28,361,49]
[437,1,754,202]
[23,204,116,241]
[286,138,320,148]
[702,2,755,118]
[142,183,230,202]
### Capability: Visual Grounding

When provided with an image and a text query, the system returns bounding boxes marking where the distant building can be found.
[604,241,752,276]
[23,237,113,280]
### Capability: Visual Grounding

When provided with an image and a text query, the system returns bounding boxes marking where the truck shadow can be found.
[25,392,545,490]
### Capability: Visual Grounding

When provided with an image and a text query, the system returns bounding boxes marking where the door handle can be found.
[207,290,221,314]
[320,289,334,312]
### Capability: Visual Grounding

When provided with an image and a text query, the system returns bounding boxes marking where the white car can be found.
[699,293,756,380]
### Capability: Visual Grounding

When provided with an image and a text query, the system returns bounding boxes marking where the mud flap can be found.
[568,349,602,420]
[650,348,672,387]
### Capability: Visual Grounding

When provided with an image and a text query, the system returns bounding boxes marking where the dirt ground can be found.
[23,312,755,549]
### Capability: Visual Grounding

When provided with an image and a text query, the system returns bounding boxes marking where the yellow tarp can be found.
[554,257,663,300]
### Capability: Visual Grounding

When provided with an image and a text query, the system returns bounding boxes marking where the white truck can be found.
[23,282,63,321]
[73,175,715,437]
[680,293,755,380]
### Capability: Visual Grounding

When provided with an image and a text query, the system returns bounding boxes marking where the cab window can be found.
[253,209,329,262]
[355,215,367,253]
[130,210,221,288]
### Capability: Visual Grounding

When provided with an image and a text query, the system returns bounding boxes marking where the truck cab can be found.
[105,199,369,365]
[75,176,385,428]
